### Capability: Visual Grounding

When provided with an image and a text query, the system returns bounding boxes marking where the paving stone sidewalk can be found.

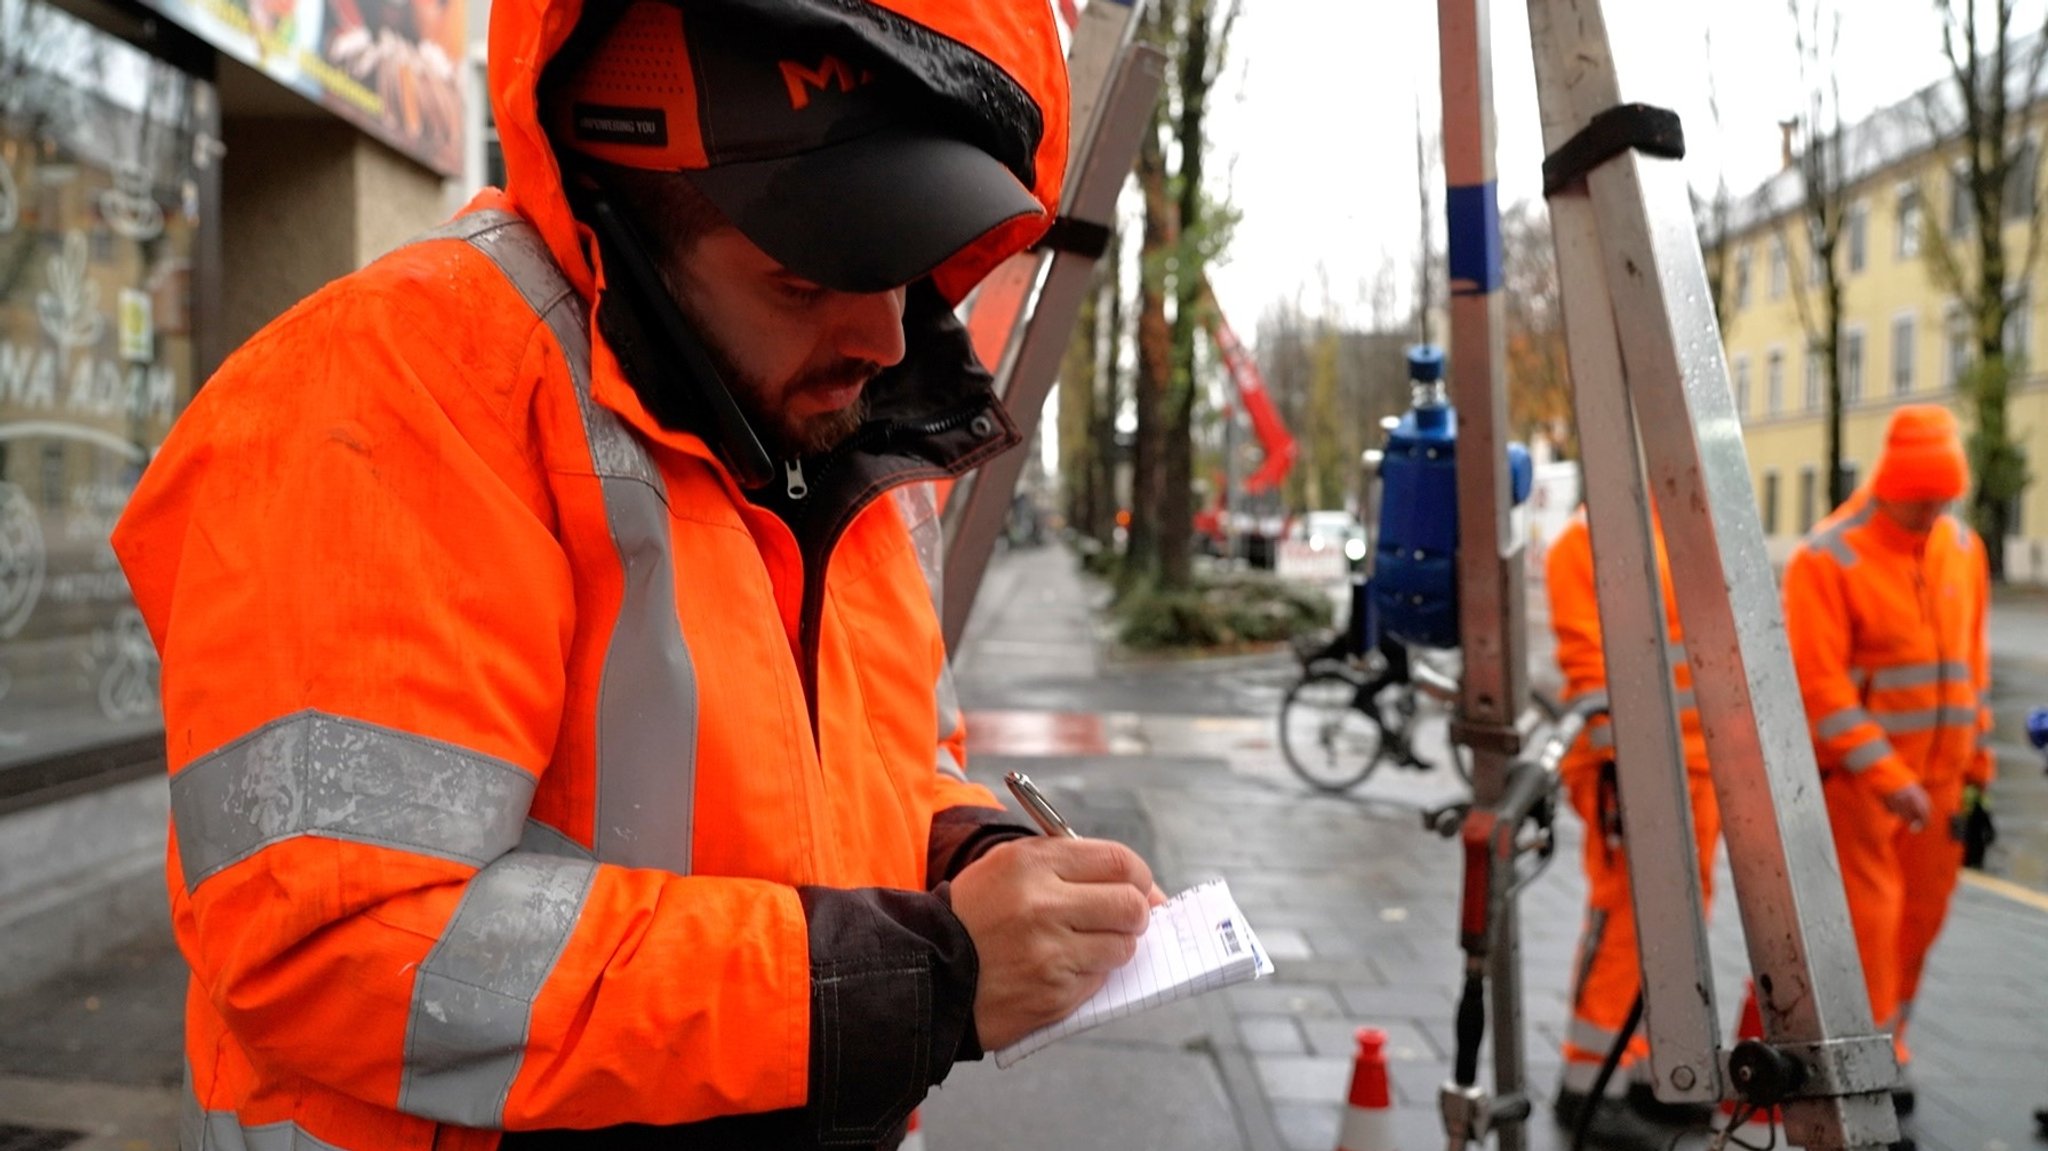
[924,543,2048,1151]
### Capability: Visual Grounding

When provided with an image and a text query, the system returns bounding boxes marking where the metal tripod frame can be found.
[1435,3,1901,1150]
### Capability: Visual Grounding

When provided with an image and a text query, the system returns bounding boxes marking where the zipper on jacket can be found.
[785,459,809,501]
[787,401,995,739]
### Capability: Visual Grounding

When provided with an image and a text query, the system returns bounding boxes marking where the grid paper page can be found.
[994,878,1270,1067]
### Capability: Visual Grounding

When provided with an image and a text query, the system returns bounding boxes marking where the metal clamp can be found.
[1726,1035,1900,1104]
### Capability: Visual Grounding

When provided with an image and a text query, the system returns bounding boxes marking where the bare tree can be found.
[1157,0,1244,590]
[1500,200,1574,455]
[1919,0,2048,577]
[1695,28,1739,334]
[1781,0,1854,506]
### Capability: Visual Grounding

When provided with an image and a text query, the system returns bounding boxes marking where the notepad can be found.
[994,878,1274,1067]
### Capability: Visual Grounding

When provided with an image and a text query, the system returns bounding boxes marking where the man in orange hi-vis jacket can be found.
[1783,403,1992,1120]
[110,2,1166,1148]
[1546,511,1721,1148]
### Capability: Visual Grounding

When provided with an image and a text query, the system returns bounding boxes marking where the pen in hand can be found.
[1005,771,1078,839]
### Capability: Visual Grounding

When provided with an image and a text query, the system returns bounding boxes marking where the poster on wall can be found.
[0,0,215,770]
[141,0,464,175]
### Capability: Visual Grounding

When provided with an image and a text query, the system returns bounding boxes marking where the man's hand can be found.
[1882,782,1933,831]
[948,836,1161,1052]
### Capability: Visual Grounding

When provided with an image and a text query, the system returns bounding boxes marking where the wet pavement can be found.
[924,542,2048,1151]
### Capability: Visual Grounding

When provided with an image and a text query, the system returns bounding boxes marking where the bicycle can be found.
[1279,633,1561,794]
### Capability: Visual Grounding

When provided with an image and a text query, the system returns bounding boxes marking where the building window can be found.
[2007,136,2038,221]
[2006,287,2032,368]
[1763,470,1781,536]
[1950,163,1974,237]
[1806,346,1824,411]
[1735,246,1752,310]
[1846,201,1868,274]
[1946,308,1972,389]
[1841,462,1861,499]
[1892,315,1916,395]
[0,0,215,780]
[1767,348,1785,415]
[1734,355,1752,417]
[1896,182,1923,260]
[1799,467,1819,533]
[1770,237,1788,299]
[1843,329,1865,403]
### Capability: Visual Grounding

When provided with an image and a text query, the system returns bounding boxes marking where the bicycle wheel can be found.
[1279,670,1389,792]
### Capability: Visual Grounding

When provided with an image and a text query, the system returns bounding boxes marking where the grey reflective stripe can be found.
[1566,1017,1621,1053]
[1666,643,1688,667]
[1876,706,1982,735]
[1868,661,1974,691]
[183,1077,351,1151]
[1807,502,1874,568]
[1842,737,1895,773]
[400,852,597,1127]
[519,818,596,860]
[429,210,699,874]
[170,711,535,891]
[1675,689,1698,711]
[1817,706,1876,741]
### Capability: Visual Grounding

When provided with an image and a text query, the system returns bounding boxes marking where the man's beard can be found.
[687,310,880,459]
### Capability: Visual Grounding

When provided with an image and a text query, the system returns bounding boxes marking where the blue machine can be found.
[1372,345,1532,651]
[2027,707,2048,762]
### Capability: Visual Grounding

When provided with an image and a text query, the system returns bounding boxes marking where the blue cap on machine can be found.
[1406,344,1445,383]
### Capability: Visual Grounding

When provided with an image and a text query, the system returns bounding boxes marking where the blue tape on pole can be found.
[1446,182,1502,296]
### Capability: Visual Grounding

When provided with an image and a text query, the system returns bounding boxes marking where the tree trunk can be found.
[1126,108,1173,588]
[1058,264,1101,539]
[1159,0,1214,592]
[1089,263,1123,545]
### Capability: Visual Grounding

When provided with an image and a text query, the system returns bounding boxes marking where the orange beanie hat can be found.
[1872,405,1968,502]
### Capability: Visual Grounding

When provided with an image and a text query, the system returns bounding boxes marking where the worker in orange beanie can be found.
[1781,403,1992,1121]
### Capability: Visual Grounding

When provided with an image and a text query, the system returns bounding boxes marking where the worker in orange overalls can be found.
[1783,404,1992,1119]
[1546,509,1721,1148]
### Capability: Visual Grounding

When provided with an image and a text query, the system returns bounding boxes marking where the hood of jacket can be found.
[487,0,1067,485]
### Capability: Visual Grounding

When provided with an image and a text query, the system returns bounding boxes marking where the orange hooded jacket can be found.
[109,1,1069,1148]
[1783,489,1993,799]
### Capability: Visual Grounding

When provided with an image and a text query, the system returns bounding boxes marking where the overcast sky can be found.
[1197,0,2021,337]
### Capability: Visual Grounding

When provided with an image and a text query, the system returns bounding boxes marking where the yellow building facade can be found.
[1718,112,2048,579]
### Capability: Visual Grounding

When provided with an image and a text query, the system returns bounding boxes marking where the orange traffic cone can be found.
[1335,1028,1394,1151]
[901,1108,927,1151]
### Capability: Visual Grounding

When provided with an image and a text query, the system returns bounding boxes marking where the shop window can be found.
[0,0,216,782]
[1762,470,1780,536]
